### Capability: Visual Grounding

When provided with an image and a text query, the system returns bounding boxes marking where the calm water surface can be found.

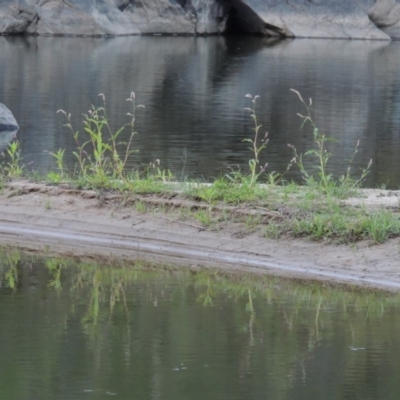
[1,36,400,187]
[1,253,400,399]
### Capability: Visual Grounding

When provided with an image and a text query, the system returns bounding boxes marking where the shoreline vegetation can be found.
[2,90,399,245]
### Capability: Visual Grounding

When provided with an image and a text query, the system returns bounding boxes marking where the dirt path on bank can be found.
[0,181,400,291]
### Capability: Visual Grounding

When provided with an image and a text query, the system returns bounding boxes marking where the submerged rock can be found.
[0,0,397,39]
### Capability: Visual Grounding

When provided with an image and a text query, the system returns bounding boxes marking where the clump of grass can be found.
[288,89,372,198]
[134,200,146,213]
[188,175,270,205]
[289,205,400,244]
[264,221,282,239]
[149,159,174,183]
[47,149,66,183]
[194,209,213,227]
[358,210,400,243]
[0,140,24,179]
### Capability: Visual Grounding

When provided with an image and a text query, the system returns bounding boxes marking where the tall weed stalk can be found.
[288,89,372,197]
[226,94,292,189]
[242,94,269,187]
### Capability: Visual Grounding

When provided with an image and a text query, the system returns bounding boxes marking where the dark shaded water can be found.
[2,252,400,399]
[1,36,400,187]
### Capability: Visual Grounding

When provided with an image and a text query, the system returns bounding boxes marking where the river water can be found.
[1,36,400,187]
[1,252,400,400]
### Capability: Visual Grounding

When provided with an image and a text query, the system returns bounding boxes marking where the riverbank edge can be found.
[0,180,399,292]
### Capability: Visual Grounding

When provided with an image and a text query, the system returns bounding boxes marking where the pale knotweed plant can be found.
[55,92,144,187]
[243,94,269,187]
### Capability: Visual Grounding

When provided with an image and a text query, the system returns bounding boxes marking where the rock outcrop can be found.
[0,0,399,39]
[0,0,229,36]
[368,0,400,37]
[228,0,388,40]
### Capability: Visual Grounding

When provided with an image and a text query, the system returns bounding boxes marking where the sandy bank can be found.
[0,181,399,292]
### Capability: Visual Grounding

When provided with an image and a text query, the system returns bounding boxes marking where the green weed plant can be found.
[55,92,142,188]
[242,94,269,187]
[289,89,372,198]
[0,140,24,179]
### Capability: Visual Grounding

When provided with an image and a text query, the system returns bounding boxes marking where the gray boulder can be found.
[368,0,400,38]
[0,103,19,133]
[0,103,18,151]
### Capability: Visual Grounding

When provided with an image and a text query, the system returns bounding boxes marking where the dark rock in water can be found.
[0,103,19,132]
[368,0,400,38]
[0,0,397,39]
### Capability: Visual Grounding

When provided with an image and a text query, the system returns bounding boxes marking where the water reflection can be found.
[1,251,400,399]
[1,36,400,187]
